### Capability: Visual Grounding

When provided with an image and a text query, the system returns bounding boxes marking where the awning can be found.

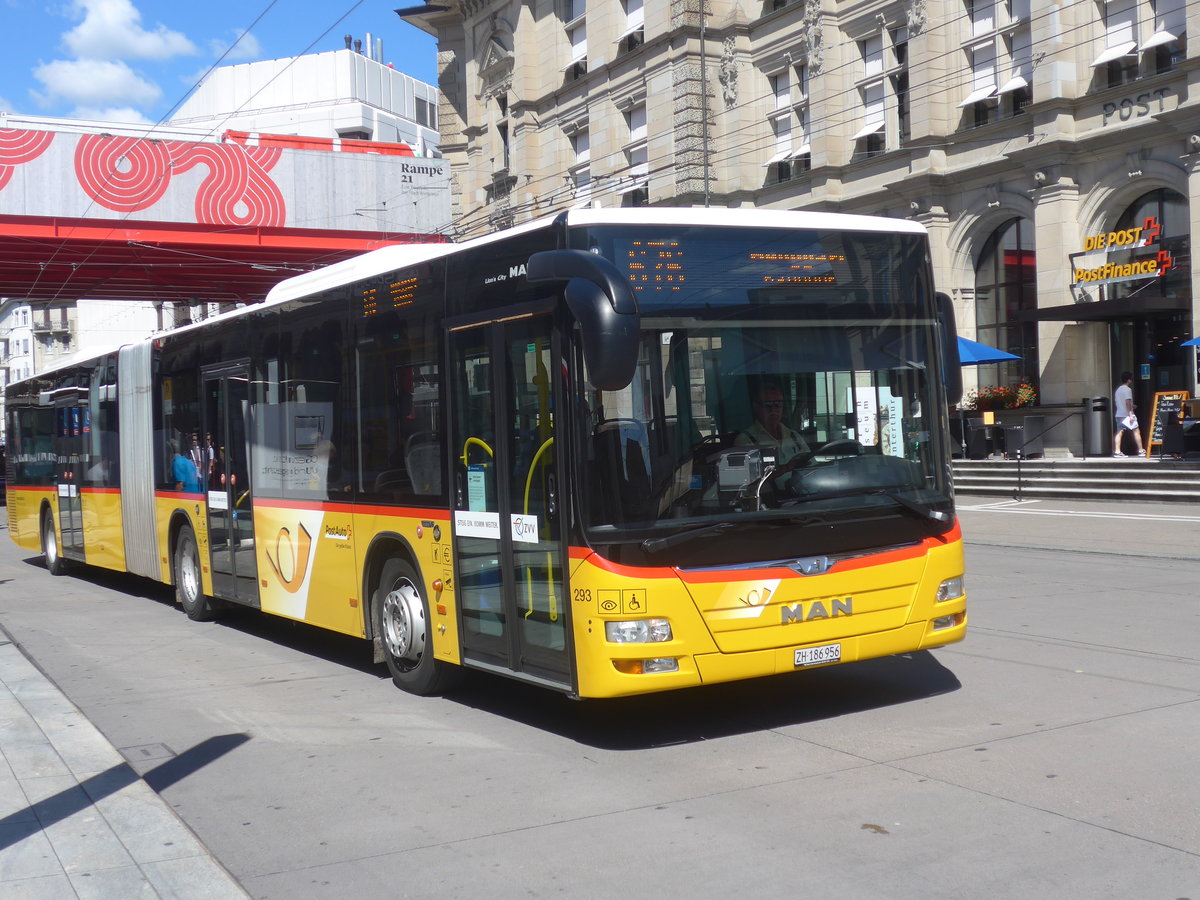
[1140,30,1178,50]
[788,143,812,157]
[997,75,1029,94]
[958,336,1020,365]
[851,121,884,141]
[957,85,997,107]
[617,179,648,195]
[1091,41,1137,67]
[1017,293,1188,322]
[763,148,792,165]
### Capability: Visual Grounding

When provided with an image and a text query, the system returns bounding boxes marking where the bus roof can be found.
[10,208,927,389]
[264,207,926,305]
[561,207,929,234]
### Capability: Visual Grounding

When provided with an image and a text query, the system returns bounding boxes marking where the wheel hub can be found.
[382,581,426,664]
[180,550,199,601]
[44,520,57,565]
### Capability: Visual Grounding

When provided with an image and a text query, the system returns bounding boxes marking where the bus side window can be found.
[356,278,444,505]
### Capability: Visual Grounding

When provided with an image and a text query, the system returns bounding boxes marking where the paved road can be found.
[1,499,1198,898]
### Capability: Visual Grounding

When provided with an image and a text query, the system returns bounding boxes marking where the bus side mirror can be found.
[527,249,640,391]
[937,291,963,406]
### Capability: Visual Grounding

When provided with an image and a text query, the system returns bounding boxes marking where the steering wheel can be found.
[818,439,865,457]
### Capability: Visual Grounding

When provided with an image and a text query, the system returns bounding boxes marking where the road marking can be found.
[959,499,1038,510]
[958,503,1200,523]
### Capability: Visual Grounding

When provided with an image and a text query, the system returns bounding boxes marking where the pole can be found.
[699,0,709,207]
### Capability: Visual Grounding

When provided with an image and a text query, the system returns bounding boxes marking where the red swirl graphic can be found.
[75,134,174,212]
[74,135,286,225]
[170,143,285,227]
[0,129,55,191]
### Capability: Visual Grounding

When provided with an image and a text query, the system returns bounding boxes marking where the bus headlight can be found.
[613,657,680,674]
[605,618,672,643]
[936,576,965,603]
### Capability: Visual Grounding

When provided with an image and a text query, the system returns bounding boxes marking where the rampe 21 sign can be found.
[1070,216,1174,289]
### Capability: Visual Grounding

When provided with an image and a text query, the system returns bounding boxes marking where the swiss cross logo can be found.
[1141,216,1162,246]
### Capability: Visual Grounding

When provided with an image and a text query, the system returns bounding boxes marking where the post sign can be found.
[1069,216,1174,295]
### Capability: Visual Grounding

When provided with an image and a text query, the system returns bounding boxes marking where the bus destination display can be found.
[618,239,845,295]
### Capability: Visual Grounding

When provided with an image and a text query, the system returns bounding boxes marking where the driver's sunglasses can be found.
[758,401,784,409]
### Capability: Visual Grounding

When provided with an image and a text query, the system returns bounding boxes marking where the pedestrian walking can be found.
[1112,371,1143,457]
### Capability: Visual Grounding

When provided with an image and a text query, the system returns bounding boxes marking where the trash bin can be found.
[1021,415,1044,458]
[1082,396,1109,457]
[1001,424,1024,458]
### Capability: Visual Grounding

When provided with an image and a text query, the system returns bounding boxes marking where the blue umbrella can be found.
[957,336,1020,365]
[1182,337,1200,347]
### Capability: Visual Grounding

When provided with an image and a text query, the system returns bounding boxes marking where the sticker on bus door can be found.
[510,513,539,544]
[467,464,488,511]
[454,510,501,540]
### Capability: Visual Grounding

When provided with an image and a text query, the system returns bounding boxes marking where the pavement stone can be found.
[0,635,248,900]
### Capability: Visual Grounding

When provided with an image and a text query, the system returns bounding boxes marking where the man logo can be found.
[781,597,853,624]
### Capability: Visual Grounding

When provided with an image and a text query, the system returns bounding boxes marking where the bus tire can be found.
[42,510,67,576]
[374,558,459,696]
[174,525,216,622]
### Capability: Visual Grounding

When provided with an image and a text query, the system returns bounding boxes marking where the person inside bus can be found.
[735,381,812,474]
[170,439,202,493]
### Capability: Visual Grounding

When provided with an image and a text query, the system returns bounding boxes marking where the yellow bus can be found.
[4,208,966,698]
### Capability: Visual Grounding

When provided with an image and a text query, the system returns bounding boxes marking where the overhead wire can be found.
[446,0,1142,228]
[35,1,391,305]
[30,1,285,304]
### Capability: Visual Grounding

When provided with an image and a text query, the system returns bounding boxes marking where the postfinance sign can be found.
[1071,216,1173,288]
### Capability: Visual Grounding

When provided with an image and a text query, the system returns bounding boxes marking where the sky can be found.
[0,0,439,125]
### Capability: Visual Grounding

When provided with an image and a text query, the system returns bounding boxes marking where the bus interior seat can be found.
[593,419,654,521]
[405,432,442,495]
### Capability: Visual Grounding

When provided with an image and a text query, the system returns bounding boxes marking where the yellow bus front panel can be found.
[570,524,966,699]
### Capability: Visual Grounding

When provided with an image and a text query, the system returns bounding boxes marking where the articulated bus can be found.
[4,208,966,699]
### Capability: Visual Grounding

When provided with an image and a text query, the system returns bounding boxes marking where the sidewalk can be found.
[0,632,248,899]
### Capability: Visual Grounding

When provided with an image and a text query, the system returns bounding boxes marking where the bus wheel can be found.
[42,511,66,576]
[375,559,459,695]
[174,525,216,621]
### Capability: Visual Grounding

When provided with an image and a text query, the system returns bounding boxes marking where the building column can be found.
[1033,172,1104,406]
[1187,152,1200,395]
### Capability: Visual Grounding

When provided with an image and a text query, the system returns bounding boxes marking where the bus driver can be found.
[735,381,811,474]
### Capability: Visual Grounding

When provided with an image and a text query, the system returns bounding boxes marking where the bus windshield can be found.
[573,224,951,560]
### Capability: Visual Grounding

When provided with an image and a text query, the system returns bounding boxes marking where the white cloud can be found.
[70,105,155,125]
[209,30,262,62]
[0,95,14,114]
[62,0,196,61]
[33,58,162,108]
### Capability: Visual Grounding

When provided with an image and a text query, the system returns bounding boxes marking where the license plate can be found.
[794,643,841,667]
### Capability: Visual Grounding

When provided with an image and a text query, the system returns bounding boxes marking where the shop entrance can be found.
[1110,313,1189,437]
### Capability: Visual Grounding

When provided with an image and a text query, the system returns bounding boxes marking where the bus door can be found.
[54,399,86,561]
[449,313,572,689]
[203,365,259,605]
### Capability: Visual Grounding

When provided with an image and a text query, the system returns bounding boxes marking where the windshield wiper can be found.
[784,485,952,531]
[641,521,737,555]
[640,514,827,555]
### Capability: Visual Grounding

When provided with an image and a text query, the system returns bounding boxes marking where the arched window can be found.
[974,217,1038,387]
[1108,188,1189,304]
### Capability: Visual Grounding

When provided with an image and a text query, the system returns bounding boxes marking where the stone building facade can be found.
[400,0,1198,434]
